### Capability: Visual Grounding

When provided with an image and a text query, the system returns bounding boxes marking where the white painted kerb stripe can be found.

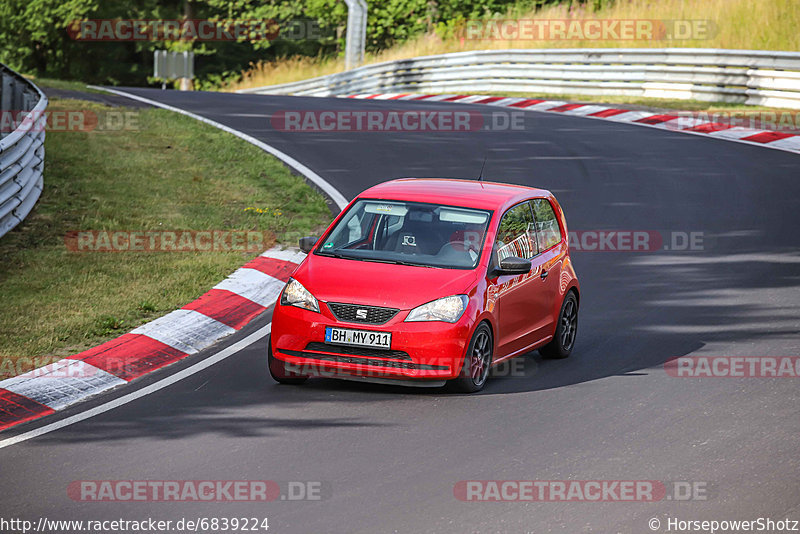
[706,127,766,140]
[261,248,307,264]
[767,136,800,150]
[0,359,126,411]
[131,309,235,354]
[443,95,490,104]
[485,97,526,107]
[561,105,610,116]
[414,94,459,102]
[524,101,568,111]
[214,268,286,308]
[604,110,656,122]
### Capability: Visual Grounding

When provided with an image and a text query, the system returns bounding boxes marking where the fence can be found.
[237,48,800,109]
[0,64,47,239]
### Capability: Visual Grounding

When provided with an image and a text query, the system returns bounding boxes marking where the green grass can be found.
[0,97,332,376]
[23,77,104,94]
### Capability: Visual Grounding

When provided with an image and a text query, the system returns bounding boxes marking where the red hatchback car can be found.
[269,178,579,392]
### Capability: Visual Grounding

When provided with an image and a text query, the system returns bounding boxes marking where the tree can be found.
[0,0,563,86]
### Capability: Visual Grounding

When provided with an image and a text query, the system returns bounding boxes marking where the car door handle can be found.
[540,270,548,279]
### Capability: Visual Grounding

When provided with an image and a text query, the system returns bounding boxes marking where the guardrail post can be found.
[12,79,24,112]
[1,73,14,121]
[179,51,194,91]
[154,50,194,91]
[344,0,367,70]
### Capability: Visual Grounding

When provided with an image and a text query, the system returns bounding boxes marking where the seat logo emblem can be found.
[356,309,368,319]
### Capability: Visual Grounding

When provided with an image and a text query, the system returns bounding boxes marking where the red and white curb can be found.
[0,247,306,433]
[345,93,800,155]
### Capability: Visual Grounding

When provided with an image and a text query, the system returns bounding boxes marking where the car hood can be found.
[294,254,480,310]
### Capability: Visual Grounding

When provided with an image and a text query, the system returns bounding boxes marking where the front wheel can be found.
[448,323,493,393]
[539,292,578,359]
[268,336,308,385]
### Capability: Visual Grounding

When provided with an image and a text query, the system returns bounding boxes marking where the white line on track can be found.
[87,85,349,211]
[0,325,270,450]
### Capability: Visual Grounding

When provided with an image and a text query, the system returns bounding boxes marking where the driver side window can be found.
[325,204,375,249]
[495,202,537,261]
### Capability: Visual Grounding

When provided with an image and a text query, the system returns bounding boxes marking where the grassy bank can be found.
[0,97,331,377]
[228,0,799,91]
[25,78,106,94]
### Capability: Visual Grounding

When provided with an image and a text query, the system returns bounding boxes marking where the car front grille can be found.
[327,302,399,325]
[305,342,411,361]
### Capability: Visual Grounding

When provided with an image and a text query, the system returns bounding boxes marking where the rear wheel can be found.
[448,323,493,393]
[268,336,308,385]
[539,292,578,359]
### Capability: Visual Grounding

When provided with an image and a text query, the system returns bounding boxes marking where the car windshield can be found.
[315,199,492,269]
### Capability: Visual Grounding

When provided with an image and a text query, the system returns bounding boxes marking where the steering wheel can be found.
[440,240,478,255]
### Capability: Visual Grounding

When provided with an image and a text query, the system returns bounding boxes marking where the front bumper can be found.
[271,300,472,381]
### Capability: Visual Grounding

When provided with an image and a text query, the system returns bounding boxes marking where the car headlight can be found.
[405,295,468,323]
[280,278,319,313]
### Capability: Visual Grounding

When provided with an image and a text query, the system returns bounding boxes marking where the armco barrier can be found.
[0,64,47,239]
[237,48,800,109]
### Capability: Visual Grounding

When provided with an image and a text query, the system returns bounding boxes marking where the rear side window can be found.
[495,202,537,260]
[532,198,562,250]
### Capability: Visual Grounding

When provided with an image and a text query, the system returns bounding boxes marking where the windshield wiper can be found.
[317,250,435,268]
[362,257,436,268]
[387,259,435,268]
[315,250,346,259]
[316,250,373,262]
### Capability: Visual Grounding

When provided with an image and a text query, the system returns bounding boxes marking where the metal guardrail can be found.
[0,64,47,239]
[237,48,800,109]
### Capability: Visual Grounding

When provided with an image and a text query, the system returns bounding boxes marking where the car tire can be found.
[448,323,493,393]
[268,336,308,385]
[539,291,578,359]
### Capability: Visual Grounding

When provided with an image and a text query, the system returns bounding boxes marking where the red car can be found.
[269,178,579,392]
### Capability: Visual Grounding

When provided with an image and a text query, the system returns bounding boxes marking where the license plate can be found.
[325,326,391,349]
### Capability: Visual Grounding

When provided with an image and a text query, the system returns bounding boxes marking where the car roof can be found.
[357,178,551,211]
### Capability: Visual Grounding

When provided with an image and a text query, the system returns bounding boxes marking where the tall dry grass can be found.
[227,0,800,91]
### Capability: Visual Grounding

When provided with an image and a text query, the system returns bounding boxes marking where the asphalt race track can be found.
[1,89,799,533]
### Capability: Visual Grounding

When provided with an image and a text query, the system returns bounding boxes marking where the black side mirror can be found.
[299,236,319,253]
[495,256,532,276]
